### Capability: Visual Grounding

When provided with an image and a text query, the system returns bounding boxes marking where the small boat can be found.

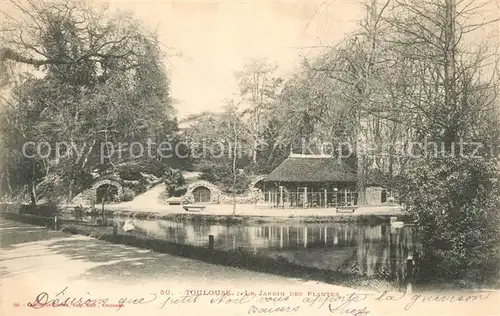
[123,219,135,232]
[390,216,404,228]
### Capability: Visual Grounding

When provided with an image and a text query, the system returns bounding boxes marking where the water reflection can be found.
[117,218,416,280]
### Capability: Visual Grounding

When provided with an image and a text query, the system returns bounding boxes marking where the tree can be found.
[385,0,500,284]
[285,0,500,284]
[235,58,282,165]
[182,100,251,215]
[1,0,176,204]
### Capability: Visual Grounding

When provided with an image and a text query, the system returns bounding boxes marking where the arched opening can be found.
[253,179,264,190]
[193,186,211,203]
[96,184,119,203]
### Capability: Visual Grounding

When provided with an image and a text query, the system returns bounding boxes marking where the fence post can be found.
[406,255,414,293]
[208,235,214,250]
[113,222,118,238]
[54,215,59,231]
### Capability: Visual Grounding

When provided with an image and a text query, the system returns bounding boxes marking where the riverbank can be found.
[103,203,405,224]
[2,211,496,292]
[0,202,406,225]
[0,213,398,292]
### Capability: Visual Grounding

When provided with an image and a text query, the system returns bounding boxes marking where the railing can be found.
[264,190,358,208]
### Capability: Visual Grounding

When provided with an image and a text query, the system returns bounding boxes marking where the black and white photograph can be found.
[0,0,499,315]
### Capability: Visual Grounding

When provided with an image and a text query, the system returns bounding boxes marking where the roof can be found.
[264,154,357,183]
[365,169,392,188]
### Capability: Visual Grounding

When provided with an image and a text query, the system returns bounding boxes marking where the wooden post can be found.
[304,187,308,208]
[113,222,118,238]
[303,227,308,248]
[406,255,414,293]
[280,226,283,249]
[54,216,59,231]
[334,188,338,212]
[324,189,327,208]
[324,227,327,245]
[208,235,215,250]
[279,186,283,209]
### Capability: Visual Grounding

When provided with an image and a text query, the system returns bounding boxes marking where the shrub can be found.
[164,168,185,187]
[399,156,500,285]
[126,180,148,195]
[118,165,143,181]
[199,165,250,194]
[119,188,135,202]
[170,186,187,197]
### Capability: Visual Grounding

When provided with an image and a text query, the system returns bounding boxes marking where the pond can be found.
[115,217,418,282]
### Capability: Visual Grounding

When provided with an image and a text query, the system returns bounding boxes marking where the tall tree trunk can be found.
[232,125,237,217]
[5,167,12,196]
[252,119,258,164]
[30,181,37,206]
[30,164,37,207]
[357,155,367,205]
[67,179,74,203]
[443,0,458,150]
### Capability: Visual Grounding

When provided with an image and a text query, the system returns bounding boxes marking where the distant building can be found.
[262,154,358,208]
[262,153,394,208]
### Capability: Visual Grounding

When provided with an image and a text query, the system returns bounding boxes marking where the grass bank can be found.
[105,210,407,226]
[0,202,408,225]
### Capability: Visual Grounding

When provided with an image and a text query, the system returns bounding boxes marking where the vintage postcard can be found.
[1,0,499,315]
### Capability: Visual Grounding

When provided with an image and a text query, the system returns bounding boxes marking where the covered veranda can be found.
[262,154,358,209]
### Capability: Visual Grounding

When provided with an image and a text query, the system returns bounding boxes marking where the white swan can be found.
[390,216,404,228]
[123,219,135,232]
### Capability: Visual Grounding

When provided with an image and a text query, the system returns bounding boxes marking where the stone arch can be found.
[183,180,221,204]
[90,179,123,202]
[248,175,267,190]
[247,175,266,203]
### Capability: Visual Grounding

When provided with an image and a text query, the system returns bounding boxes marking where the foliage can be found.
[164,168,185,187]
[0,0,179,204]
[199,165,250,194]
[388,0,500,285]
[119,188,136,202]
[400,155,500,284]
[118,165,143,181]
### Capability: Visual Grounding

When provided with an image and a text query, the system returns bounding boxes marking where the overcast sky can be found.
[104,0,364,118]
[2,0,497,118]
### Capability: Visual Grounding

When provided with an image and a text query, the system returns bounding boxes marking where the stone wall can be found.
[181,176,266,205]
[73,178,124,203]
[182,180,222,204]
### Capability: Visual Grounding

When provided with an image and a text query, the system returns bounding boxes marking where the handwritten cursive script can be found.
[27,287,109,309]
[403,291,491,311]
[248,305,300,314]
[25,287,493,313]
